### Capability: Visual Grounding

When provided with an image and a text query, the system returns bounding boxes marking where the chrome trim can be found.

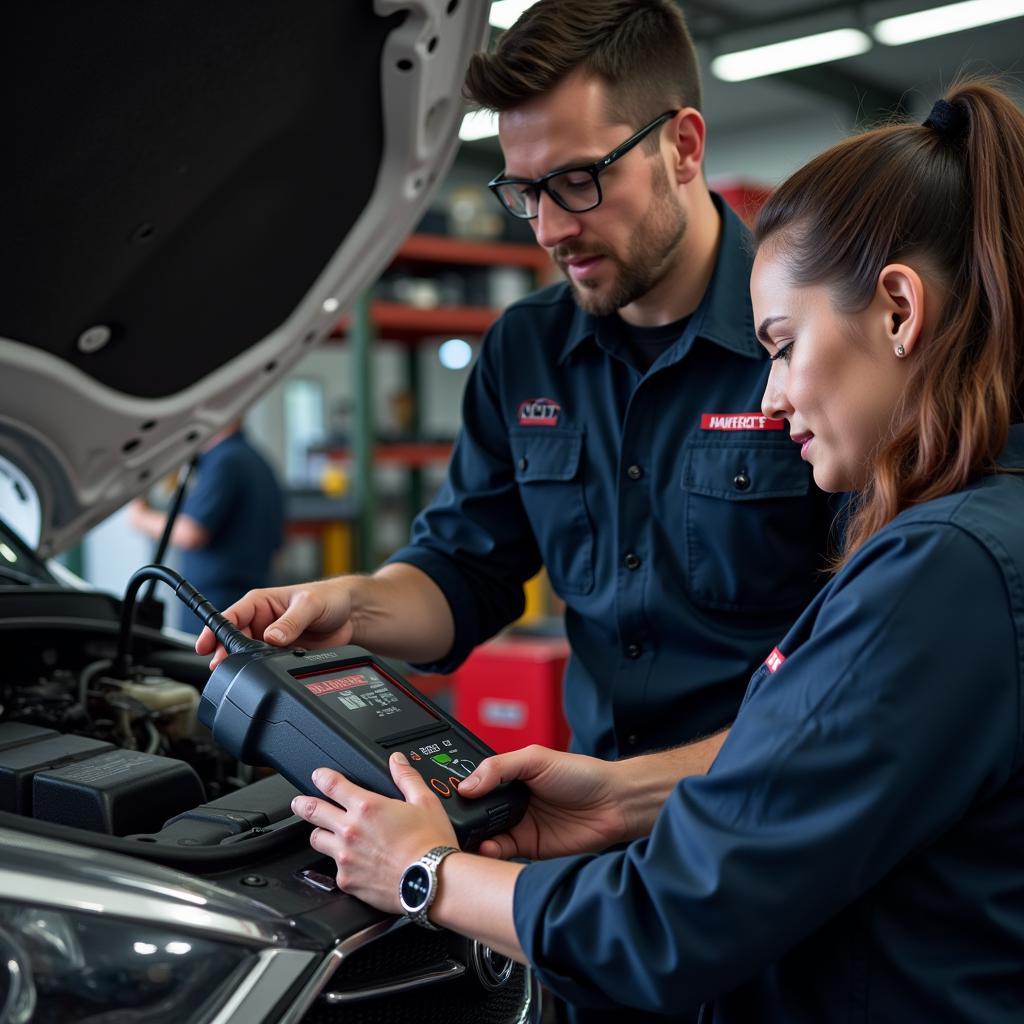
[279,913,541,1024]
[207,949,317,1024]
[0,828,288,946]
[518,969,543,1024]
[469,940,516,991]
[273,917,402,1024]
[322,958,466,1004]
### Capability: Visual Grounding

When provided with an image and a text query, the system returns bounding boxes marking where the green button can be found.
[431,753,452,765]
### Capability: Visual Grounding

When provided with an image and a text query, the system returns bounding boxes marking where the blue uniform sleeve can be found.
[181,447,241,538]
[513,522,1021,1011]
[386,320,542,673]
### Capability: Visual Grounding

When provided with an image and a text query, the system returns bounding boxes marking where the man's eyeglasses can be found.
[488,110,678,220]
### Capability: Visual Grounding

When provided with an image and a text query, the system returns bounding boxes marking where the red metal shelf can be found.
[393,232,552,273]
[331,301,499,343]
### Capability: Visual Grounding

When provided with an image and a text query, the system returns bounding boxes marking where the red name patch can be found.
[305,673,367,695]
[765,647,786,674]
[701,413,785,431]
[518,397,561,426]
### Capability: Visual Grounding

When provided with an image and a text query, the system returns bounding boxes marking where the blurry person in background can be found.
[130,420,284,632]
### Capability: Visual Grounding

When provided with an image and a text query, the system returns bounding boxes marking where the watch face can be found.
[400,864,432,913]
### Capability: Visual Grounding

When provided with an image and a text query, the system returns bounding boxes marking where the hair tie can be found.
[922,98,969,144]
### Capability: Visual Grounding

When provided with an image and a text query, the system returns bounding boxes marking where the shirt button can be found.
[626,643,642,659]
[624,553,641,570]
[733,470,751,491]
[627,464,643,480]
[626,734,639,747]
[517,456,528,472]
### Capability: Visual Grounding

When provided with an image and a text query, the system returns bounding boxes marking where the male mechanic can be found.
[202,2,830,781]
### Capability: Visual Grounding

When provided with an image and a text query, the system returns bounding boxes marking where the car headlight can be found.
[0,901,253,1024]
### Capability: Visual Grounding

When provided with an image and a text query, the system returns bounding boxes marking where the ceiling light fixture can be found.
[874,0,1024,45]
[711,28,872,82]
[459,108,499,142]
[489,1,539,30]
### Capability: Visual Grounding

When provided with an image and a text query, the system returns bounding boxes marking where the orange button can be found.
[448,777,462,791]
[430,778,452,798]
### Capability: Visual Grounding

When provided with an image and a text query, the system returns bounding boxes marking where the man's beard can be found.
[556,161,687,317]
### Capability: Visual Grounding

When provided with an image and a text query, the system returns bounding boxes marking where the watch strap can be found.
[404,845,459,930]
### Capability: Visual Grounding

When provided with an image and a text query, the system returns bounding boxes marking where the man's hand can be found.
[458,745,630,860]
[195,563,456,669]
[290,754,458,913]
[196,579,356,669]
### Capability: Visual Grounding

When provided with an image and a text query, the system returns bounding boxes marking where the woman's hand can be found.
[458,745,630,860]
[290,753,458,913]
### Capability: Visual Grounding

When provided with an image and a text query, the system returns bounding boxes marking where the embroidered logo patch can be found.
[518,398,561,426]
[701,413,785,431]
[765,647,786,673]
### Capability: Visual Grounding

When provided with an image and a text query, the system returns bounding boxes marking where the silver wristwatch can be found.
[398,845,459,930]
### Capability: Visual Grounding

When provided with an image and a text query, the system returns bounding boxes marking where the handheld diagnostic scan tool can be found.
[199,645,528,849]
[114,565,528,851]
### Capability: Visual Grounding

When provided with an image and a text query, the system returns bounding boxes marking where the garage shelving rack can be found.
[321,231,554,569]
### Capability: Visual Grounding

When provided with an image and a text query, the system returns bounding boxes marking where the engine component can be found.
[33,748,205,835]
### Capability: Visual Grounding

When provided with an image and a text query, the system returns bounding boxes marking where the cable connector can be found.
[115,564,272,677]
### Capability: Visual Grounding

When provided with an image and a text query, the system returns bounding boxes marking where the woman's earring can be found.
[895,344,906,358]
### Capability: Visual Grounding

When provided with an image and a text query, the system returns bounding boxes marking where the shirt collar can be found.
[558,192,760,365]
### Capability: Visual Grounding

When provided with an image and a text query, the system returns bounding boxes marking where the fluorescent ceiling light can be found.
[489,1,539,30]
[874,0,1024,44]
[460,108,499,142]
[711,28,872,82]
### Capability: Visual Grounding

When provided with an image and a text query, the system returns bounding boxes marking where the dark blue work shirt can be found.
[515,425,1024,1022]
[389,197,834,759]
[180,431,284,626]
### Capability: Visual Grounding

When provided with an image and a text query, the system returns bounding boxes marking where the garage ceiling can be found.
[463,0,1024,151]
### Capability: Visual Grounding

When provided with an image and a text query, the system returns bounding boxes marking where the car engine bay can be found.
[0,589,300,850]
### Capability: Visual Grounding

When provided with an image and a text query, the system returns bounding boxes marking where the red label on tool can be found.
[305,673,367,695]
[701,413,785,431]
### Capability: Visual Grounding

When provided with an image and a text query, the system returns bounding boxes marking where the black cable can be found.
[141,456,199,606]
[114,564,272,677]
[0,565,40,586]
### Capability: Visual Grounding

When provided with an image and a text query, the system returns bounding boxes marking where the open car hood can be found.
[0,0,488,556]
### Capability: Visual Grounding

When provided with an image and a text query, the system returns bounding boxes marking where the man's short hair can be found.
[464,0,701,135]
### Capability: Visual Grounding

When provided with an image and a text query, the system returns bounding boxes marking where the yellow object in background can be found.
[320,463,349,497]
[518,570,550,626]
[321,522,352,576]
[320,463,351,575]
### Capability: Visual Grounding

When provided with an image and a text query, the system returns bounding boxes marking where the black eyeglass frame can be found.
[487,109,679,220]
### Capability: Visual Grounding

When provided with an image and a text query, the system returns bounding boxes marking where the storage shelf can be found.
[332,301,498,343]
[320,231,549,569]
[393,233,551,273]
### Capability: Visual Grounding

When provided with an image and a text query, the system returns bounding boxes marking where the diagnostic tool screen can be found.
[298,665,438,741]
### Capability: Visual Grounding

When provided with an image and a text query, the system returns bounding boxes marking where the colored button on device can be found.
[430,778,452,798]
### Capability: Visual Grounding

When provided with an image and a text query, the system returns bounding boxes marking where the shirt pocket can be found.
[681,440,819,612]
[510,426,594,596]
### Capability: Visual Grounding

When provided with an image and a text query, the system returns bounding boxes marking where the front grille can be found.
[300,923,535,1024]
